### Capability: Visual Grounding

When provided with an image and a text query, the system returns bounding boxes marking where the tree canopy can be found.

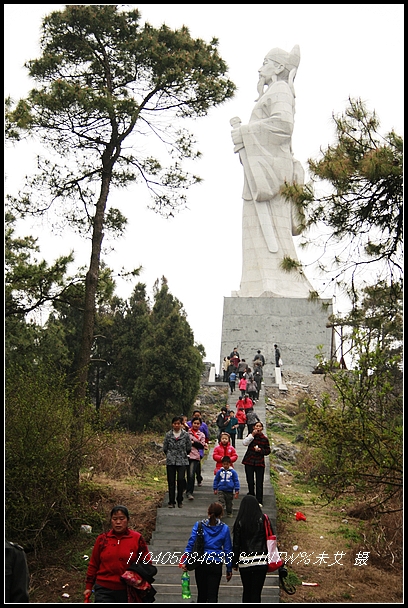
[130,277,204,429]
[5,4,235,403]
[283,98,403,303]
[5,211,74,319]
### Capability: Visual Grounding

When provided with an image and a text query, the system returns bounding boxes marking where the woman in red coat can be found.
[84,505,152,603]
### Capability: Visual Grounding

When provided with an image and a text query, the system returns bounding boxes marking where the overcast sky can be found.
[4,4,404,372]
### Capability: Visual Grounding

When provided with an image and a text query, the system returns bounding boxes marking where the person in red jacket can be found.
[242,394,253,412]
[230,347,240,370]
[84,505,152,603]
[213,432,238,474]
[235,403,247,440]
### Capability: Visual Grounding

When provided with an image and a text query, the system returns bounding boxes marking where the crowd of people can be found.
[80,421,271,603]
[95,387,269,604]
[80,346,273,603]
[81,497,274,604]
[9,345,273,604]
[222,346,276,399]
[181,496,273,603]
[160,347,273,515]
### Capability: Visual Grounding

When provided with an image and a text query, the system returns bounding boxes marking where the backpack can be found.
[229,372,236,382]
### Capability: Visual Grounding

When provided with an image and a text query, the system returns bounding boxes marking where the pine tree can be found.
[132,278,204,430]
[6,4,235,403]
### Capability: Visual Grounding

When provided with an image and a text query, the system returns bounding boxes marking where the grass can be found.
[287,497,305,507]
[264,385,403,603]
[329,524,363,544]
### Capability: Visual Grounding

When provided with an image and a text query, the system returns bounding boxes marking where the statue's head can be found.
[256,45,300,100]
[264,45,300,72]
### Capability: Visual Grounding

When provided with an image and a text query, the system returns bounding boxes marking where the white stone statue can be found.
[231,45,314,298]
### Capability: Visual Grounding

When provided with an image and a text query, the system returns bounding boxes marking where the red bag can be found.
[120,570,151,590]
[263,514,284,573]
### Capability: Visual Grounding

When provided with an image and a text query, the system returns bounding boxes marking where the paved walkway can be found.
[148,384,280,603]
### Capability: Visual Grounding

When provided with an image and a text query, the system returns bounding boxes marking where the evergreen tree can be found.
[6,4,236,405]
[105,284,151,401]
[44,263,122,396]
[5,211,73,367]
[131,278,204,430]
[5,211,73,320]
[307,283,402,514]
[281,99,403,517]
[283,97,403,303]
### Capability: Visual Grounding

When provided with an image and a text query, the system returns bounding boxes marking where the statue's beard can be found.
[255,76,266,101]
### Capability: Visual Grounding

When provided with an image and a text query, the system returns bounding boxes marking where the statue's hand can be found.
[231,128,243,147]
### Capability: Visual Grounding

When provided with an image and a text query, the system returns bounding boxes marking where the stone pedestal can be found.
[220,297,333,382]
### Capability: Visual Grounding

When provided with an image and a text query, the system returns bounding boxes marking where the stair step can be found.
[149,392,280,602]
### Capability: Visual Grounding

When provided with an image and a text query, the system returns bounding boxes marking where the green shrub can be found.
[5,362,93,550]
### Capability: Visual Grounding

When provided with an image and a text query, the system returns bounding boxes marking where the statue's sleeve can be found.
[241,82,294,202]
[291,158,305,236]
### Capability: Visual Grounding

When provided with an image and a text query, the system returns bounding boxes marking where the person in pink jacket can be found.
[213,432,238,474]
[186,418,206,500]
[238,376,248,397]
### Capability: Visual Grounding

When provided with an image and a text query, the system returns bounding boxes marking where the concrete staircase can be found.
[148,385,280,603]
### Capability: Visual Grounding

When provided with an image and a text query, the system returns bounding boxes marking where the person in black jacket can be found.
[242,421,271,506]
[5,540,30,603]
[253,361,263,399]
[216,406,230,441]
[253,350,265,367]
[274,344,281,367]
[232,495,268,603]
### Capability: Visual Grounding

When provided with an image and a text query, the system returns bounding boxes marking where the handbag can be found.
[263,514,283,573]
[186,521,205,571]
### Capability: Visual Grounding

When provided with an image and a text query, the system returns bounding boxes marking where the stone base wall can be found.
[220,297,333,381]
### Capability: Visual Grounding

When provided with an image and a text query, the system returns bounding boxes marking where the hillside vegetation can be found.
[25,372,402,603]
[265,371,402,603]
